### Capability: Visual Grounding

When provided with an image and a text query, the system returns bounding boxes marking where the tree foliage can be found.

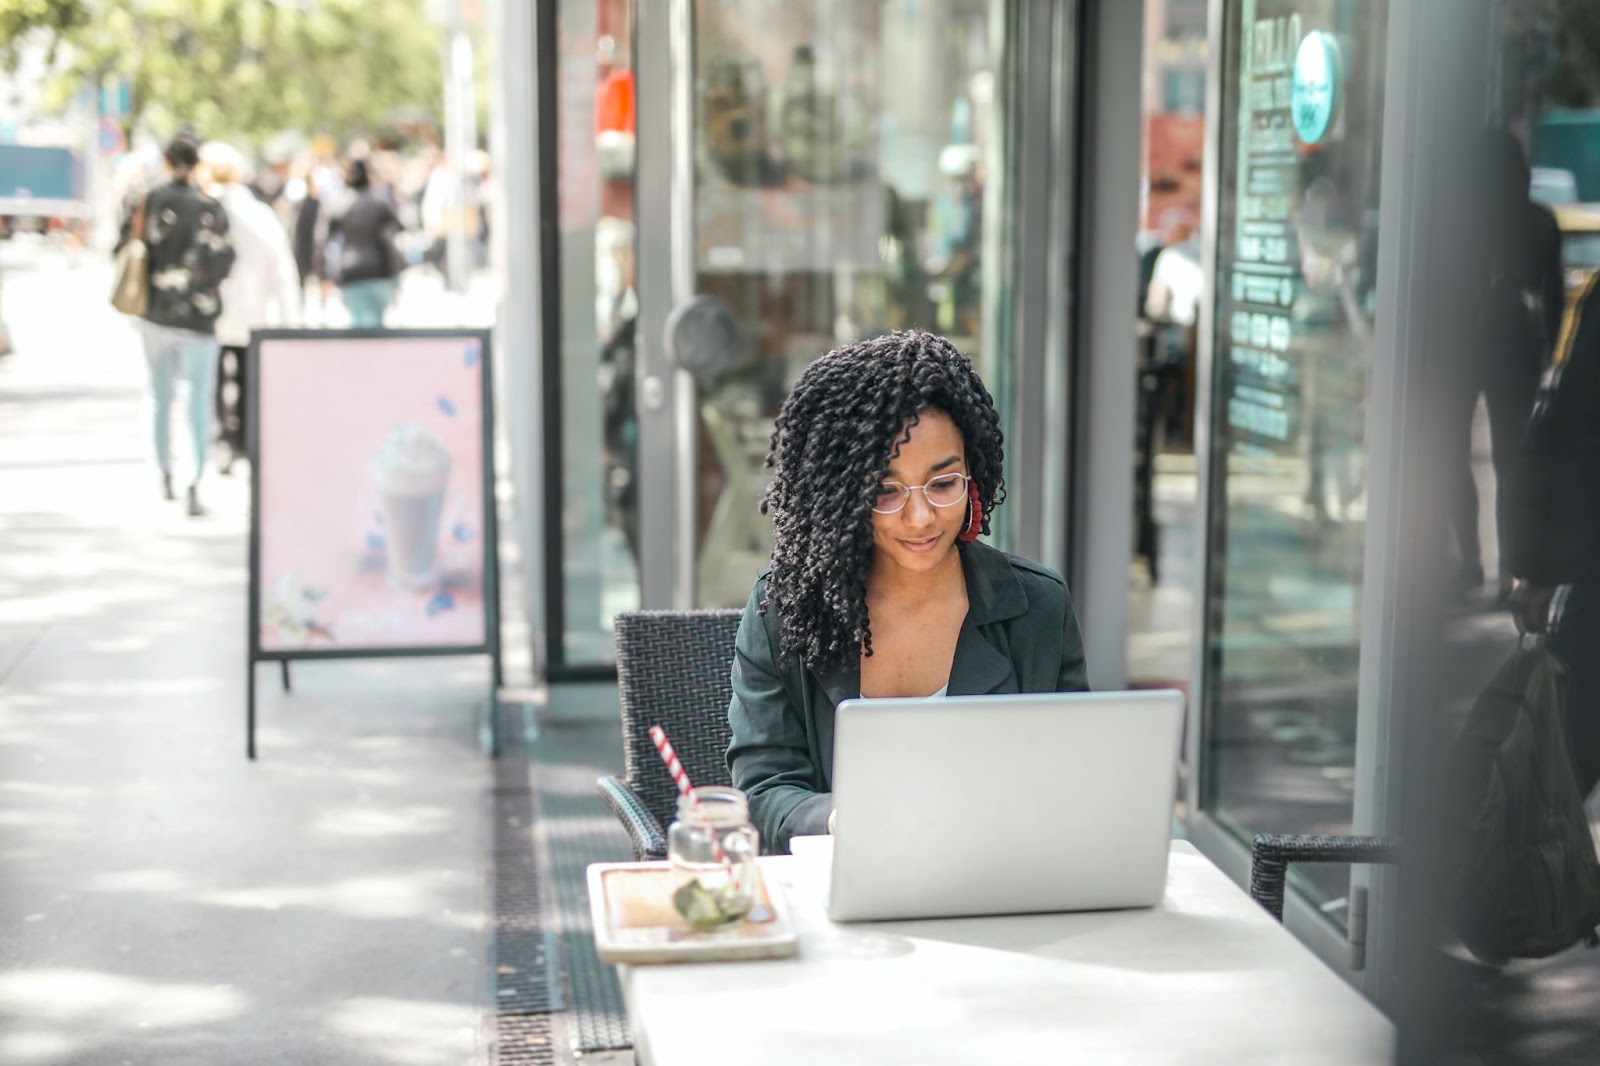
[0,0,445,144]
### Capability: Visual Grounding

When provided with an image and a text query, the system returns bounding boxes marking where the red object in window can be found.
[596,68,635,134]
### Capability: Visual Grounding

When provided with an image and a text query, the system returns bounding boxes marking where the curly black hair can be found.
[758,330,1006,673]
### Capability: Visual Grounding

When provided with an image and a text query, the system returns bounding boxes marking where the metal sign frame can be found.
[244,327,503,759]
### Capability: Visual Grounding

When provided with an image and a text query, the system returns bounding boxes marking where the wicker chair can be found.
[597,609,744,861]
[1249,833,1401,921]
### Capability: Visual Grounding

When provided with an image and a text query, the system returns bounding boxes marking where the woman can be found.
[325,158,404,328]
[727,331,1089,853]
[198,142,301,473]
[116,134,236,517]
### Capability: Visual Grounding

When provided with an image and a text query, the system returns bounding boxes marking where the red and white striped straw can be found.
[649,724,726,863]
[649,724,694,799]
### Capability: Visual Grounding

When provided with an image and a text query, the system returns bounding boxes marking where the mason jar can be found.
[666,786,760,930]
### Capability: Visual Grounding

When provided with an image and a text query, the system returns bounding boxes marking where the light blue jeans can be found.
[339,278,399,328]
[140,321,220,485]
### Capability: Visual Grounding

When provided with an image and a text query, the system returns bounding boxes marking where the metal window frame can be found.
[1064,0,1141,689]
[489,0,547,682]
[633,0,692,612]
[1357,0,1496,1018]
[534,0,624,681]
[1010,0,1081,573]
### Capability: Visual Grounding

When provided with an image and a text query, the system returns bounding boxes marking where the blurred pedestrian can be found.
[286,160,323,285]
[198,142,301,474]
[1138,208,1195,319]
[1295,173,1373,524]
[419,150,450,274]
[1142,213,1201,366]
[420,151,487,276]
[1451,130,1563,602]
[472,150,493,265]
[115,133,236,517]
[1509,272,1600,795]
[324,158,404,328]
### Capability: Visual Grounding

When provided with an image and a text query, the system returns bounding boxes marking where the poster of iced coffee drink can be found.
[251,331,494,653]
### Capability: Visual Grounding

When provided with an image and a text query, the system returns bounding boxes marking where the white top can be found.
[618,839,1393,1066]
[213,183,301,347]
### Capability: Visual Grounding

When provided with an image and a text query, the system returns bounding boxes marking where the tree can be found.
[0,0,445,145]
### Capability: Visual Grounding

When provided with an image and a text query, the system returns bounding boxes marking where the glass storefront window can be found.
[686,0,1012,607]
[1129,0,1208,694]
[1201,0,1389,916]
[553,0,641,668]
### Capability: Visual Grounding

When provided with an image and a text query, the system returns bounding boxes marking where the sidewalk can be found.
[0,246,496,1066]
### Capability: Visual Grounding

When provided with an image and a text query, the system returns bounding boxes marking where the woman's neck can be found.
[866,544,966,609]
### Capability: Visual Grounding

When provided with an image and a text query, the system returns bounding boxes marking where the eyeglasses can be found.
[870,472,970,514]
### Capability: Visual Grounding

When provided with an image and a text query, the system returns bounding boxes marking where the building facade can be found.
[491,0,1600,1033]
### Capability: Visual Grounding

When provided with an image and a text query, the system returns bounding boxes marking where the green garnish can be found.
[672,878,751,930]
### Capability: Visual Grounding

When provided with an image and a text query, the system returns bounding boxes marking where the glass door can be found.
[635,0,1018,609]
[1193,0,1390,925]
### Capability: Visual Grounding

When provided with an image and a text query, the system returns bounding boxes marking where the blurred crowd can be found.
[106,131,494,517]
[110,134,494,321]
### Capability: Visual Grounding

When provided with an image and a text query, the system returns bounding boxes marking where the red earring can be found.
[959,481,982,542]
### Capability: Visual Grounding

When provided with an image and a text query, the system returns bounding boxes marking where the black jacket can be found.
[1514,273,1600,586]
[326,191,403,283]
[120,179,236,335]
[726,540,1090,853]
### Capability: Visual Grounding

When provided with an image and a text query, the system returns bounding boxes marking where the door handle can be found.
[639,374,667,412]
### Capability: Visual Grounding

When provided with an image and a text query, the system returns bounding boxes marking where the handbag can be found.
[110,194,149,316]
[1446,638,1600,961]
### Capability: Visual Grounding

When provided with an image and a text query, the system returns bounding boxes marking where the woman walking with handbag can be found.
[114,134,237,516]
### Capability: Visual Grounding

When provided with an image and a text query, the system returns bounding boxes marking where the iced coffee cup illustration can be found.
[374,425,452,591]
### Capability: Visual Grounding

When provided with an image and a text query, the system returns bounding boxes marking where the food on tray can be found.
[672,876,753,930]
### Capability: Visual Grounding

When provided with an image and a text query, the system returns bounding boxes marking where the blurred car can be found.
[0,145,88,242]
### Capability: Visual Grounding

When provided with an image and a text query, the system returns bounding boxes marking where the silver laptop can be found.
[826,689,1185,922]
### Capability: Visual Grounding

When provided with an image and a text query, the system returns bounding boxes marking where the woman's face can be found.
[868,409,970,578]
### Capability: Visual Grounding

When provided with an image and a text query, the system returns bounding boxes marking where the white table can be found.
[618,838,1393,1065]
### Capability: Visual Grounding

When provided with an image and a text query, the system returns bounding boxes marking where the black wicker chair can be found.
[1249,834,1401,921]
[597,609,744,861]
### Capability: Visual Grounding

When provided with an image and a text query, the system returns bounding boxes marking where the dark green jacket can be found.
[726,540,1089,853]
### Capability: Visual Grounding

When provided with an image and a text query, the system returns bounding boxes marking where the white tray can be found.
[585,861,799,965]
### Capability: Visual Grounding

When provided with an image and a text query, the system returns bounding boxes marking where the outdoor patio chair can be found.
[1249,833,1401,921]
[597,608,743,861]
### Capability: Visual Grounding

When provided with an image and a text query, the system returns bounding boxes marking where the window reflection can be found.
[1203,0,1388,917]
[556,0,641,667]
[1129,0,1208,699]
[688,0,1009,607]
